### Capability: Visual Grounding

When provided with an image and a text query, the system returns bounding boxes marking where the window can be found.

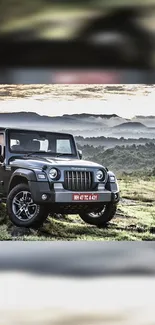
[9,130,76,156]
[56,139,72,154]
[0,134,4,146]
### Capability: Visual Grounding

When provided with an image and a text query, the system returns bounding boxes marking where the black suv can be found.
[0,128,119,228]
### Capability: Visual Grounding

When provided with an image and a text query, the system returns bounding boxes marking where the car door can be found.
[0,132,14,196]
[0,132,5,195]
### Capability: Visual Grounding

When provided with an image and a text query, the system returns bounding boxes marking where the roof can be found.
[0,127,6,132]
[0,127,73,137]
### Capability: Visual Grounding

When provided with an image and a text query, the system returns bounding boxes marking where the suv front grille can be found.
[64,171,93,191]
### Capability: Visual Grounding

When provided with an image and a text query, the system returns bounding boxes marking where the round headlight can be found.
[49,168,58,179]
[96,170,105,181]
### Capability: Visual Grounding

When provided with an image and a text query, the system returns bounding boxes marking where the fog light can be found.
[42,194,47,200]
[114,193,118,200]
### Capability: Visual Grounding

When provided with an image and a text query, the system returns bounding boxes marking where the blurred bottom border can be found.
[0,242,155,325]
[0,241,155,276]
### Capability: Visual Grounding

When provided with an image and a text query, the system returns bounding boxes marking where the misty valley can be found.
[0,112,155,175]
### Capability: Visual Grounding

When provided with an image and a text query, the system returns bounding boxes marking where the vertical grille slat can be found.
[88,172,91,189]
[84,171,87,191]
[72,171,75,190]
[67,171,69,189]
[69,171,72,190]
[76,171,79,190]
[64,171,93,191]
[80,172,82,190]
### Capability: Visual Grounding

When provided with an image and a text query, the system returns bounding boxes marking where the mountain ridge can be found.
[113,122,147,129]
[62,113,121,119]
[0,111,154,120]
[134,115,155,119]
[0,112,155,139]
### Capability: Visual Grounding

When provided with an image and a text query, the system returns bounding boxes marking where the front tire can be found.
[79,203,117,227]
[7,183,49,229]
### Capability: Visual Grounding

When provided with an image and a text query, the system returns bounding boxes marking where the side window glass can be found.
[0,134,4,146]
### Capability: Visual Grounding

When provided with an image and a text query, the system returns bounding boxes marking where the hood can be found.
[9,156,104,170]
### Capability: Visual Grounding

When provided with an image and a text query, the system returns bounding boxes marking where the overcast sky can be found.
[0,85,155,118]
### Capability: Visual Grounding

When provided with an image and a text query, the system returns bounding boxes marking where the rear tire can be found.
[79,203,117,228]
[7,183,49,229]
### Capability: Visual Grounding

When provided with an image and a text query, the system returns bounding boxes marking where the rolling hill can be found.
[0,112,155,139]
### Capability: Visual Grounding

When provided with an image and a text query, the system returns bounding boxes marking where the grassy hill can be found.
[78,142,155,174]
[0,175,155,241]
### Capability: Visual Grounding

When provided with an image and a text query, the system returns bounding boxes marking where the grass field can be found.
[0,176,155,241]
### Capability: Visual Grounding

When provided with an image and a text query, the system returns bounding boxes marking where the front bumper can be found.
[28,181,120,205]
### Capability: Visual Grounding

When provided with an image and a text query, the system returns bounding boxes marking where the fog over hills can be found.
[132,116,155,127]
[0,112,155,140]
[63,113,120,119]
[113,122,147,129]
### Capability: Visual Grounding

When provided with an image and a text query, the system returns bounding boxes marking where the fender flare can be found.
[8,168,37,192]
[106,170,119,192]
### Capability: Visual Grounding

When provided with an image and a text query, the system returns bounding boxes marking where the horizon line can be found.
[0,111,155,119]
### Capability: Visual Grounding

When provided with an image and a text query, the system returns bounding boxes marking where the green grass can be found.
[119,177,155,202]
[0,176,155,241]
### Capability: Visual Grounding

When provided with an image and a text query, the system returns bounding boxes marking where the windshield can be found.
[9,130,77,157]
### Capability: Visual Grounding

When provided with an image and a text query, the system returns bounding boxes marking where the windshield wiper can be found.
[24,151,47,157]
[56,153,73,158]
[24,152,73,158]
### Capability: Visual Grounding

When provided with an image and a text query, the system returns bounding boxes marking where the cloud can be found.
[0,86,155,118]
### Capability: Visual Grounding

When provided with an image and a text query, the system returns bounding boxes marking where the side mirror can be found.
[78,149,82,160]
